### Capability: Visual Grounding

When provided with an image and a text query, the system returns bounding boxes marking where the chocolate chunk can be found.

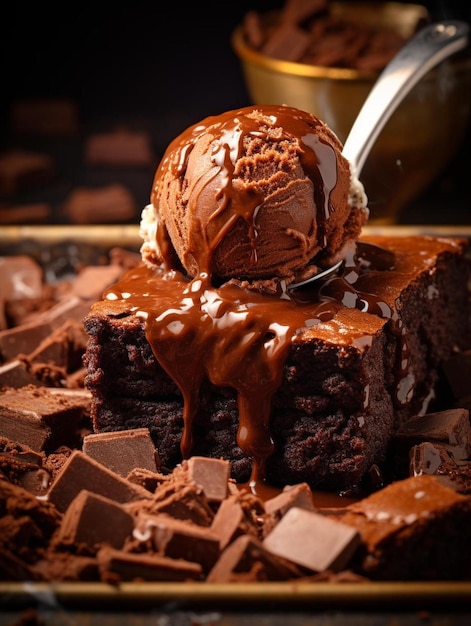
[264,482,315,519]
[185,456,230,503]
[83,428,159,477]
[46,450,150,513]
[126,467,164,492]
[97,546,203,582]
[207,534,303,582]
[0,437,50,496]
[56,489,134,549]
[0,255,43,302]
[263,507,360,572]
[0,358,41,388]
[395,408,471,461]
[410,441,471,494]
[0,296,91,363]
[134,512,220,572]
[69,264,125,301]
[0,386,89,452]
[26,319,88,372]
[210,492,263,550]
[127,479,215,527]
[0,319,52,363]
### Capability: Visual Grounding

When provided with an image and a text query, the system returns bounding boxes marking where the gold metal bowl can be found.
[232,2,471,223]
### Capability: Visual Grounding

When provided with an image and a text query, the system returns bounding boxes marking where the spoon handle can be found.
[342,20,469,176]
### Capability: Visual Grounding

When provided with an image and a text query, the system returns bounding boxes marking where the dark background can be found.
[1,0,470,224]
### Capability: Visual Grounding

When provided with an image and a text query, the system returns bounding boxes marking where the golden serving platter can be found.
[1,224,470,609]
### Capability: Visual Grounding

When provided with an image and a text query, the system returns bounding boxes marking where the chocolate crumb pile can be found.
[1,240,471,583]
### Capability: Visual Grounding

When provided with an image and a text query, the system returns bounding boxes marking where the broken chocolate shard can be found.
[0,386,90,453]
[263,506,361,573]
[46,450,151,513]
[264,482,315,519]
[210,492,263,550]
[207,534,303,582]
[97,546,203,582]
[83,428,159,477]
[134,512,221,572]
[56,489,134,549]
[410,441,471,494]
[185,456,231,503]
[395,408,471,461]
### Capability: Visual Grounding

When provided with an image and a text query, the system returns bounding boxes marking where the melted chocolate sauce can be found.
[104,241,401,492]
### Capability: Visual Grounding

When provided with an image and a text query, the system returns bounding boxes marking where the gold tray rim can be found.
[1,223,471,248]
[1,581,471,608]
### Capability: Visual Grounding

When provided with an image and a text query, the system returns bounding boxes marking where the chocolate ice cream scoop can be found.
[140,105,368,287]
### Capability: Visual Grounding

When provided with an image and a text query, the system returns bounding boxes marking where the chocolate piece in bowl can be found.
[241,0,417,70]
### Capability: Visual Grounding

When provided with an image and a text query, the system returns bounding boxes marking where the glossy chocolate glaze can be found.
[100,235,462,493]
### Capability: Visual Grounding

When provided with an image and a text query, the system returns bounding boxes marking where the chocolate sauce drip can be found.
[104,240,402,490]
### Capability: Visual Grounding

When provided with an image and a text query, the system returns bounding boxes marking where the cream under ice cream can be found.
[140,105,368,289]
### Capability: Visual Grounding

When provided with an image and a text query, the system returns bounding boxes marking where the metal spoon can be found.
[289,19,469,289]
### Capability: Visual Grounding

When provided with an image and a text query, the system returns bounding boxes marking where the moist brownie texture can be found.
[83,234,471,493]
